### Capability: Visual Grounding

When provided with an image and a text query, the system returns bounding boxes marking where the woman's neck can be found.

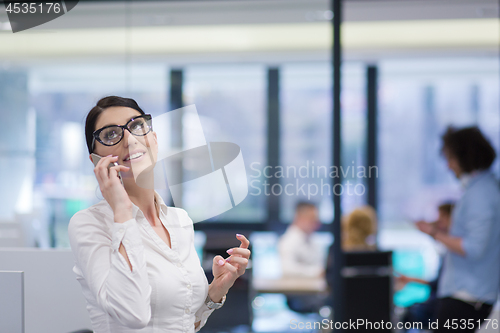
[125,181,160,227]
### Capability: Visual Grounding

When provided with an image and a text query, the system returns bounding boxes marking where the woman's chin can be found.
[126,162,156,189]
[120,150,157,189]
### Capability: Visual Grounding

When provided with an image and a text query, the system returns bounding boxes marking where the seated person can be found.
[278,201,325,313]
[278,201,324,278]
[396,202,454,332]
[325,206,378,283]
[324,205,379,314]
[342,205,378,252]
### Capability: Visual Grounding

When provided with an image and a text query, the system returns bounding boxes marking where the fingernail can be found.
[226,257,231,262]
[106,154,112,157]
[236,233,242,238]
[226,249,233,254]
[218,259,225,266]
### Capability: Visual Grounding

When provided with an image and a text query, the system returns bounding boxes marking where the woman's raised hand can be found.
[94,155,133,223]
[415,220,436,236]
[210,234,251,301]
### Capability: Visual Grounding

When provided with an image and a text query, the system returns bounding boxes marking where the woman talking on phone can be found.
[68,96,250,333]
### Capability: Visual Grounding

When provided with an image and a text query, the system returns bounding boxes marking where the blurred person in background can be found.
[398,203,454,332]
[416,126,500,333]
[279,201,324,278]
[341,205,378,252]
[325,206,378,287]
[278,201,325,313]
[323,205,378,317]
[415,203,454,244]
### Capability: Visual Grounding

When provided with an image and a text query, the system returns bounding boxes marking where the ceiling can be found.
[0,0,498,64]
[24,0,499,28]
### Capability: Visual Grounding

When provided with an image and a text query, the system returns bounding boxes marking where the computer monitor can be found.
[342,251,393,333]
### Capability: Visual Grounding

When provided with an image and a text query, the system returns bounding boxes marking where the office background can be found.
[0,0,499,332]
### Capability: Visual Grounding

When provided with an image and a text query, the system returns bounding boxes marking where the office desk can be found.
[252,277,329,296]
[250,276,330,327]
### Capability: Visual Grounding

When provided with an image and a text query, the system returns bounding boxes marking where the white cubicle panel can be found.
[0,248,92,333]
[0,220,24,247]
[0,271,24,333]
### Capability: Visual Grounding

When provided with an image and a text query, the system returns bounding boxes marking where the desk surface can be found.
[252,277,329,295]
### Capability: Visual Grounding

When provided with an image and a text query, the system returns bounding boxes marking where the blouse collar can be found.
[131,190,168,218]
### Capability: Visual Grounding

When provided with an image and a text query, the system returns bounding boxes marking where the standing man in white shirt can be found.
[278,201,325,313]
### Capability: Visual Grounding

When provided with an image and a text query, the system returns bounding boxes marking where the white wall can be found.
[0,248,92,333]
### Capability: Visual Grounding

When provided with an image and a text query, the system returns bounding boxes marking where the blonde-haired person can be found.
[342,206,377,252]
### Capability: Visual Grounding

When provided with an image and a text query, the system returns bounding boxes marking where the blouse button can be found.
[119,228,124,233]
[177,262,182,267]
[187,284,191,289]
[124,239,129,245]
[185,308,190,314]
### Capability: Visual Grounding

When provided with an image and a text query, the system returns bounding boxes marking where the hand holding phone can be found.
[91,153,132,222]
[91,153,123,185]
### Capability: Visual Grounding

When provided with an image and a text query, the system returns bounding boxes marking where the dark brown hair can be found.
[441,126,496,173]
[85,96,145,153]
[295,200,317,213]
[438,203,454,216]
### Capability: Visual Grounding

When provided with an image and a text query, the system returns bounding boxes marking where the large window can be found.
[280,62,367,223]
[280,63,332,223]
[378,58,500,227]
[184,64,267,222]
[0,62,169,247]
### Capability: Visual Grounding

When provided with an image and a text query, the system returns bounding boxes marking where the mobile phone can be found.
[91,153,123,185]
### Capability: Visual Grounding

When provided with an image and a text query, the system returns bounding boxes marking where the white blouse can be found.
[68,192,215,333]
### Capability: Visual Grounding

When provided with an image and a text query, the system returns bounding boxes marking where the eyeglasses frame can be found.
[91,114,153,152]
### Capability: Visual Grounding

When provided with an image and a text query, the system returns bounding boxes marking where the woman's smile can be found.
[123,149,147,163]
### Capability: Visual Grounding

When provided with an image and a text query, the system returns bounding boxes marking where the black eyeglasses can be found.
[91,114,153,152]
